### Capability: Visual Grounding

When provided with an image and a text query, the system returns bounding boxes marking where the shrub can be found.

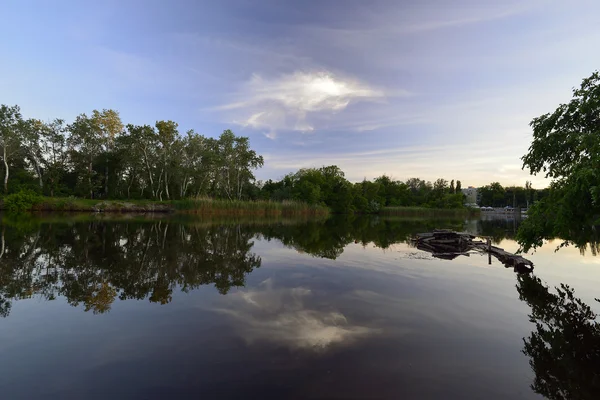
[3,190,43,212]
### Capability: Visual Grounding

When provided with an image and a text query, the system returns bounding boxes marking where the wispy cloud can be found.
[214,71,396,137]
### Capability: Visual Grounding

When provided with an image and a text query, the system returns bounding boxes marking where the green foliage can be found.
[478,182,532,208]
[479,182,506,207]
[258,170,471,214]
[3,190,43,212]
[173,198,328,216]
[519,71,600,252]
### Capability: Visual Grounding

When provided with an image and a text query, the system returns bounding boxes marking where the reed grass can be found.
[3,196,329,216]
[173,197,329,217]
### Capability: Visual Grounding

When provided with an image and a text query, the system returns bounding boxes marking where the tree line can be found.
[0,214,507,316]
[478,181,549,208]
[0,103,475,212]
[258,167,468,213]
[0,104,264,200]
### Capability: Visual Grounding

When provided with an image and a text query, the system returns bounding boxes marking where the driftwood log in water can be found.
[412,230,534,273]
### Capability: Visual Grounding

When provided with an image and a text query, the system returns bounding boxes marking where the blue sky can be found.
[1,0,599,187]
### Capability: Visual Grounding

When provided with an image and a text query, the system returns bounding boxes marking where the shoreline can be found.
[0,197,479,217]
[0,197,330,216]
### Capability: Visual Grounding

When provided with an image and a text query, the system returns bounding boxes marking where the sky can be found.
[1,0,599,188]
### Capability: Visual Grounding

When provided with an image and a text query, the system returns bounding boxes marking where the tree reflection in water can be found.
[0,220,261,316]
[1,215,600,399]
[0,215,480,317]
[517,274,600,399]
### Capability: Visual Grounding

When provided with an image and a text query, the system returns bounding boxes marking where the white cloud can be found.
[217,71,393,136]
[214,278,377,349]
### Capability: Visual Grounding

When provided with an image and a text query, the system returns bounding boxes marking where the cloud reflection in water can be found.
[215,278,378,349]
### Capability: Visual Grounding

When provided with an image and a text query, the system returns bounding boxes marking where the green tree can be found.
[479,182,505,207]
[0,105,23,193]
[456,180,462,192]
[215,130,264,200]
[125,124,159,198]
[519,71,600,252]
[68,113,103,198]
[155,120,178,200]
[525,181,535,208]
[405,178,432,206]
[92,109,123,197]
[20,119,48,190]
[41,119,67,197]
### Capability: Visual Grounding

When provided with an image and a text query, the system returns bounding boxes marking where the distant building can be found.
[461,186,478,205]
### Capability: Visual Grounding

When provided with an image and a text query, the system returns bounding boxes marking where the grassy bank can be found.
[0,195,329,217]
[379,206,480,218]
[26,198,173,212]
[173,198,329,217]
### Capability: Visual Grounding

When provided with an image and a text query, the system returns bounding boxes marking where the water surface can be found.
[0,214,598,399]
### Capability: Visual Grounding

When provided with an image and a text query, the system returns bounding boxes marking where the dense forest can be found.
[1,103,546,213]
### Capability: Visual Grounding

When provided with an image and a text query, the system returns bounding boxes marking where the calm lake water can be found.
[0,214,598,399]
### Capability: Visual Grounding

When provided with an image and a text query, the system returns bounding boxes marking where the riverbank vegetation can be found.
[172,198,328,216]
[0,193,329,216]
[1,103,473,214]
[258,168,471,213]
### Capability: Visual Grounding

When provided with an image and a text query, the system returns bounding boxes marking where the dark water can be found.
[0,214,598,399]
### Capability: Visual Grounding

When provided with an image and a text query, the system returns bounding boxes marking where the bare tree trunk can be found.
[88,160,93,199]
[3,146,8,193]
[164,170,170,200]
[104,164,109,198]
[37,167,43,189]
[156,167,163,201]
[127,169,135,200]
[142,147,155,198]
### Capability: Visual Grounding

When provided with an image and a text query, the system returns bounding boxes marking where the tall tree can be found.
[456,180,462,192]
[0,105,23,193]
[519,71,600,252]
[126,124,159,198]
[155,120,178,200]
[92,109,123,197]
[525,180,534,208]
[42,119,67,197]
[215,130,264,200]
[21,119,48,189]
[479,182,505,207]
[68,113,103,198]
